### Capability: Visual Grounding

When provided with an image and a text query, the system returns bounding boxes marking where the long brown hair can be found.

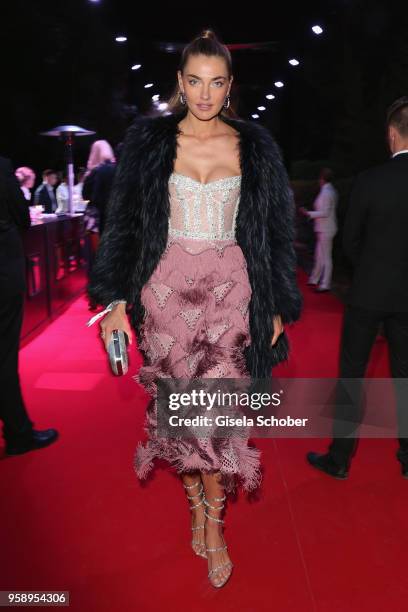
[166,28,239,118]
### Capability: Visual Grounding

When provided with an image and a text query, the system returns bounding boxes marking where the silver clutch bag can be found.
[107,329,129,375]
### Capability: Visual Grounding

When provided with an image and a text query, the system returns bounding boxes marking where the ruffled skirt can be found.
[134,237,261,492]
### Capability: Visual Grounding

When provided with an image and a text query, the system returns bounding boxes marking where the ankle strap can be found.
[190,497,204,510]
[183,480,202,490]
[205,494,226,502]
[186,484,204,500]
[204,499,224,511]
[204,510,224,524]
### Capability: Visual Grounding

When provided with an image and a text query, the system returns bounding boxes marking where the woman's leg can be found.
[181,472,206,558]
[201,471,233,587]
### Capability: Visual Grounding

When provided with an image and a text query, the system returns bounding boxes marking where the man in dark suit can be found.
[33,169,58,213]
[0,156,58,455]
[307,97,408,478]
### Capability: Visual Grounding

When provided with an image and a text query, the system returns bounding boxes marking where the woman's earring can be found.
[179,92,186,105]
[223,94,231,109]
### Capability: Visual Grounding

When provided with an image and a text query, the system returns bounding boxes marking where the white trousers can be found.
[309,232,335,289]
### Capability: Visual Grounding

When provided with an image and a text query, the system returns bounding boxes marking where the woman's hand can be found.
[270,315,284,346]
[100,303,133,350]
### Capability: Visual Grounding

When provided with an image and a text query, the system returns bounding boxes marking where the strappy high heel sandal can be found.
[204,494,234,588]
[183,480,207,559]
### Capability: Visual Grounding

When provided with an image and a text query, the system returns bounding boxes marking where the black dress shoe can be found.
[5,429,59,456]
[306,451,349,479]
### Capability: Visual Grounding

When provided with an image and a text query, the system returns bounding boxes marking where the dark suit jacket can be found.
[0,157,31,298]
[344,152,408,312]
[34,183,57,213]
[82,161,116,234]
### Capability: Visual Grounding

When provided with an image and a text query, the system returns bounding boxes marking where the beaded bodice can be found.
[168,172,241,242]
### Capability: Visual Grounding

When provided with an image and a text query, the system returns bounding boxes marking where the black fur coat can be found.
[88,111,302,378]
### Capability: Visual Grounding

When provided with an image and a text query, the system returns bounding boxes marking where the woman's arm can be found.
[307,190,333,219]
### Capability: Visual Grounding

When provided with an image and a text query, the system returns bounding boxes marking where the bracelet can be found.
[86,300,127,327]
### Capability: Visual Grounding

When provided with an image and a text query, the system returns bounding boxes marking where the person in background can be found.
[300,168,338,292]
[15,167,36,202]
[56,172,69,213]
[307,97,408,479]
[34,169,58,213]
[0,156,58,456]
[73,167,87,212]
[83,140,116,235]
[83,141,116,311]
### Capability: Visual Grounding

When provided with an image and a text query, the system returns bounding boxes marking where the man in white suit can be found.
[301,168,338,292]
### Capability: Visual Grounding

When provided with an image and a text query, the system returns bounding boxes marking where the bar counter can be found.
[21,213,87,340]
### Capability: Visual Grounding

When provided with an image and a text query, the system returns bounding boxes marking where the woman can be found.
[56,172,69,213]
[83,140,116,239]
[88,29,302,588]
[15,166,36,201]
[83,140,116,309]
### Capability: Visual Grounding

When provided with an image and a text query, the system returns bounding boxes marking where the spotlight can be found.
[158,102,169,111]
[312,25,323,35]
[152,94,160,101]
[289,59,300,66]
[274,81,284,88]
[144,83,154,88]
[257,106,266,111]
[115,36,127,42]
[131,64,142,70]
[251,114,260,119]
[266,94,276,100]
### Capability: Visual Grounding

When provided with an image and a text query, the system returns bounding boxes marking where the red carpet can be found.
[1,269,408,611]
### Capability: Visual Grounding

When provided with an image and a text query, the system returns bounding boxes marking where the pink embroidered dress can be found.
[134,172,261,492]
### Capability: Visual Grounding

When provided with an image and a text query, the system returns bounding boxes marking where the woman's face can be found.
[23,173,35,188]
[178,54,232,119]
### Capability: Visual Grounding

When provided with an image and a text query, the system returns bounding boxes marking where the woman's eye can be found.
[213,82,223,87]
[188,79,197,85]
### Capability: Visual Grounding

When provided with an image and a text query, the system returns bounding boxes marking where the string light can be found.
[312,25,323,35]
[252,21,324,118]
[115,36,127,42]
[131,64,142,70]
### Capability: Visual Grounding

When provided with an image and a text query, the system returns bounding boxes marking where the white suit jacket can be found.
[308,183,338,235]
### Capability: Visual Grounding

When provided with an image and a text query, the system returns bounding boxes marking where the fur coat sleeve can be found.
[256,124,301,324]
[233,119,302,375]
